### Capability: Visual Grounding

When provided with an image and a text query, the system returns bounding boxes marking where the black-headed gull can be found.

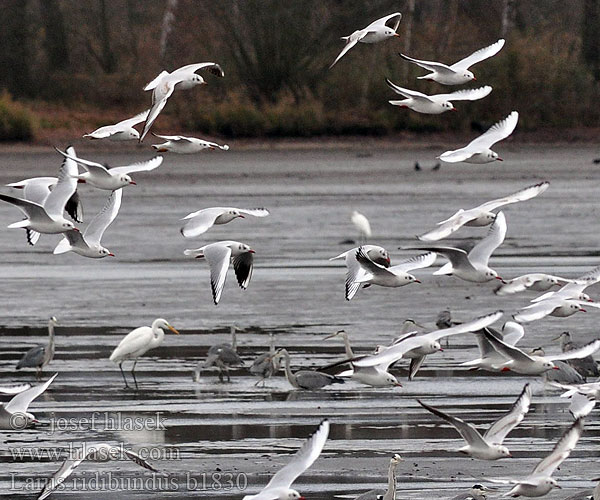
[354,311,503,375]
[53,189,122,258]
[386,79,492,114]
[483,329,600,375]
[330,245,391,301]
[418,383,531,460]
[242,419,329,500]
[180,207,270,238]
[16,316,58,379]
[418,181,549,241]
[330,13,402,69]
[109,318,179,389]
[351,247,436,294]
[548,380,600,419]
[495,273,571,296]
[439,111,518,164]
[513,298,594,323]
[83,109,150,141]
[400,39,505,85]
[37,442,159,500]
[355,454,403,500]
[351,210,372,242]
[140,62,225,141]
[0,149,78,239]
[460,322,523,372]
[151,133,229,153]
[487,418,584,497]
[554,332,599,379]
[410,211,507,283]
[275,349,345,390]
[530,266,600,303]
[184,240,255,305]
[0,373,57,429]
[54,147,163,190]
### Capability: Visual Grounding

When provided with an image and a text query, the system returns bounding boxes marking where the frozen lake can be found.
[0,144,599,499]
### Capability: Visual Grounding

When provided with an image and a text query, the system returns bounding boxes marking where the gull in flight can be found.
[439,111,518,164]
[409,211,507,283]
[487,418,584,497]
[554,331,600,380]
[53,189,122,258]
[330,245,390,301]
[0,384,31,395]
[184,241,255,305]
[418,181,549,241]
[400,39,505,85]
[512,297,596,323]
[353,311,503,381]
[418,383,532,460]
[347,247,436,296]
[0,148,79,239]
[386,79,492,114]
[83,109,150,141]
[109,318,179,389]
[483,329,600,375]
[16,316,59,379]
[151,133,229,153]
[529,265,600,304]
[140,62,225,141]
[54,147,163,191]
[548,380,600,419]
[37,442,159,500]
[180,207,270,238]
[355,454,403,500]
[0,373,57,429]
[460,322,524,372]
[495,273,572,296]
[243,419,329,500]
[330,13,402,69]
[351,210,372,243]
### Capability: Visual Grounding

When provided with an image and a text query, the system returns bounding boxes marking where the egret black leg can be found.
[131,360,139,390]
[118,362,130,389]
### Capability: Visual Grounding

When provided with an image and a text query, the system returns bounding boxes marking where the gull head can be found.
[237,243,255,254]
[495,445,512,458]
[385,374,402,387]
[383,28,399,38]
[230,209,245,220]
[579,292,592,302]
[281,489,304,500]
[543,360,559,371]
[369,247,391,267]
[406,273,421,284]
[118,173,135,186]
[431,340,443,353]
[442,101,456,112]
[128,129,140,140]
[464,70,476,81]
[62,221,76,230]
[98,247,115,258]
[488,150,502,161]
[545,478,560,490]
[485,269,502,281]
[190,74,207,86]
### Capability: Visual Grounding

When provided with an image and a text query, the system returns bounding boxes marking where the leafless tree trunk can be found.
[41,0,69,71]
[401,0,416,79]
[583,0,600,80]
[159,0,179,65]
[500,0,516,37]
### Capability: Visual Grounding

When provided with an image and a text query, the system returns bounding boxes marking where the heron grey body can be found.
[557,332,599,380]
[16,317,58,379]
[250,333,280,386]
[277,349,345,390]
[196,326,244,382]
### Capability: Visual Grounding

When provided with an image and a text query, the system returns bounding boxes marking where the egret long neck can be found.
[382,459,398,500]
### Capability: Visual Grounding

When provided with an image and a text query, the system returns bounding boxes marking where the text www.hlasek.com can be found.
[11,471,248,493]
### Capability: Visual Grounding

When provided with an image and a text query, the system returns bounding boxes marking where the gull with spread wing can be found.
[53,189,122,258]
[418,383,531,460]
[495,273,573,296]
[548,380,600,419]
[529,266,600,303]
[151,133,229,153]
[400,39,505,85]
[37,442,159,500]
[54,147,163,191]
[330,13,402,69]
[418,182,548,241]
[184,240,255,305]
[439,111,518,164]
[386,79,492,114]
[0,373,57,429]
[83,109,150,141]
[487,418,585,497]
[242,419,329,500]
[409,211,507,283]
[513,297,596,323]
[460,322,524,372]
[483,329,600,375]
[140,62,224,141]
[180,207,270,238]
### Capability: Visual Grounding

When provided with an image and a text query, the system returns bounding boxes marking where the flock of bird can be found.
[1,10,599,500]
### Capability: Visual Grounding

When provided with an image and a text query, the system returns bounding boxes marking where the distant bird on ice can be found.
[351,210,371,242]
[330,13,402,69]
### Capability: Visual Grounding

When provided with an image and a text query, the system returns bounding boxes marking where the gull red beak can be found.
[394,382,403,387]
[501,367,511,372]
[72,227,80,232]
[552,366,560,370]
[439,348,444,352]
[587,298,594,302]
[238,215,245,218]
[472,76,477,81]
[495,276,504,280]
[108,253,115,257]
[451,108,458,112]
[496,158,503,162]
[129,180,137,185]
[414,279,421,284]
[580,308,587,313]
[248,249,256,253]
[394,33,401,38]
[77,179,86,184]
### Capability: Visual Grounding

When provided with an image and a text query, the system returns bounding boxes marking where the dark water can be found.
[0,145,599,499]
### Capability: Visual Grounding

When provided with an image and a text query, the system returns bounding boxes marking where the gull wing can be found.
[512,299,566,323]
[530,418,584,477]
[7,177,54,205]
[391,252,436,273]
[256,420,329,496]
[140,82,176,141]
[171,62,225,79]
[465,111,519,151]
[423,311,504,342]
[418,210,481,241]
[450,39,505,70]
[418,400,489,448]
[501,322,525,346]
[115,108,150,127]
[467,211,507,266]
[475,181,550,213]
[0,383,31,395]
[569,393,596,419]
[399,53,454,74]
[44,146,78,218]
[54,147,112,178]
[368,12,402,30]
[238,208,270,218]
[354,247,393,281]
[484,383,532,444]
[0,194,50,221]
[4,373,57,414]
[385,79,435,102]
[151,132,191,142]
[83,188,122,245]
[37,445,90,500]
[143,70,169,91]
[232,251,254,290]
[432,86,492,103]
[547,340,600,362]
[483,330,535,364]
[203,243,233,305]
[406,245,471,273]
[438,146,478,163]
[110,156,163,175]
[180,207,226,238]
